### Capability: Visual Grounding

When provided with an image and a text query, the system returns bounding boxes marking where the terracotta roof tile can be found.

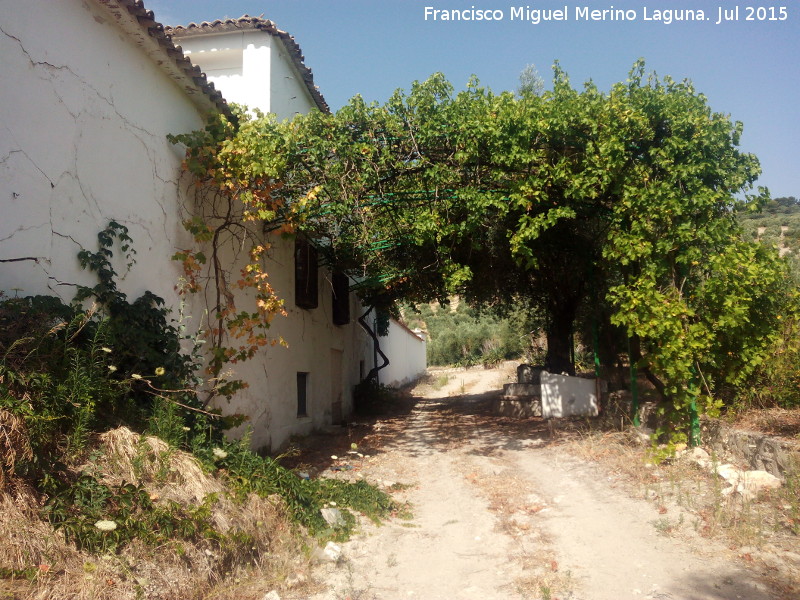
[165,15,329,113]
[94,0,230,116]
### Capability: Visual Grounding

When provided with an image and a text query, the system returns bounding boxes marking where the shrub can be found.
[1,223,398,568]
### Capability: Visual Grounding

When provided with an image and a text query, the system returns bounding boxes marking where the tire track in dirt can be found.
[304,366,780,600]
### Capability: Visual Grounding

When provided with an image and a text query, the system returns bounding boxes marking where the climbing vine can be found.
[169,109,306,396]
[169,64,791,439]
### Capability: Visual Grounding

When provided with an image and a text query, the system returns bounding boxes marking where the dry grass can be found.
[0,408,33,489]
[0,486,82,571]
[95,428,216,494]
[732,407,800,440]
[91,428,234,529]
[559,426,800,595]
[0,427,313,600]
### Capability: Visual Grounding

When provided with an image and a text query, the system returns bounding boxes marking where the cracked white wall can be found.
[0,1,420,451]
[174,26,378,450]
[213,237,374,450]
[0,0,202,305]
[0,1,370,452]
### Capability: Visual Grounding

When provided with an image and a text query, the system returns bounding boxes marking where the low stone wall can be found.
[601,393,799,480]
[491,397,542,418]
[496,384,800,479]
[701,418,799,480]
[597,391,661,431]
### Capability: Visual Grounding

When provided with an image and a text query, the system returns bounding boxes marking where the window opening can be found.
[297,372,309,417]
[295,238,318,309]
[332,271,350,325]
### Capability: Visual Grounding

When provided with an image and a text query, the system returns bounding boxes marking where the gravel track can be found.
[302,366,783,600]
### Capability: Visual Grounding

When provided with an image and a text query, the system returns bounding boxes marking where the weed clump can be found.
[0,225,397,598]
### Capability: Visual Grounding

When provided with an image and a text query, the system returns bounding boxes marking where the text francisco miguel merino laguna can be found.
[424,5,789,25]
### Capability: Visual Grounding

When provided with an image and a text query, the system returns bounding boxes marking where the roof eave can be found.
[166,16,329,114]
[92,0,231,117]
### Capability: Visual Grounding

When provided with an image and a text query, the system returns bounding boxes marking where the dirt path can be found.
[301,366,782,600]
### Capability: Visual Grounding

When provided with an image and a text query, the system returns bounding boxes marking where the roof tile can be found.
[95,0,230,116]
[166,15,329,113]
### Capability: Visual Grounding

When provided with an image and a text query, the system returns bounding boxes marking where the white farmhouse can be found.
[165,16,427,435]
[0,1,425,451]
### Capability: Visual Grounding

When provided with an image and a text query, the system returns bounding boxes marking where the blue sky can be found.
[150,0,799,198]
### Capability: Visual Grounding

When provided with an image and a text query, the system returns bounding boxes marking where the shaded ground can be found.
[280,365,798,600]
[733,408,800,441]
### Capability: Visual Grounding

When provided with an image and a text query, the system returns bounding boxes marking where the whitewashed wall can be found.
[165,27,374,450]
[378,319,427,387]
[173,27,430,448]
[176,31,316,120]
[0,3,422,451]
[0,0,202,307]
[214,238,374,449]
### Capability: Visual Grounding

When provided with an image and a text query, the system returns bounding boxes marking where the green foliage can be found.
[171,62,789,438]
[0,566,40,582]
[2,225,399,558]
[214,437,396,539]
[314,478,396,525]
[732,196,800,410]
[0,307,125,473]
[0,224,225,480]
[408,302,532,367]
[739,196,800,279]
[168,109,290,392]
[738,304,800,409]
[75,222,196,392]
[42,472,221,553]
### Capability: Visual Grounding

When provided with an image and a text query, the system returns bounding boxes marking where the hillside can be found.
[739,196,800,263]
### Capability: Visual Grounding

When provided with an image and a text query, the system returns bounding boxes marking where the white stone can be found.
[717,466,782,498]
[715,463,742,483]
[323,541,342,562]
[686,447,711,469]
[263,592,281,600]
[320,507,347,528]
[738,470,782,493]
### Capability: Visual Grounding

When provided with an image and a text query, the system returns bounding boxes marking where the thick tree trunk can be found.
[545,307,576,375]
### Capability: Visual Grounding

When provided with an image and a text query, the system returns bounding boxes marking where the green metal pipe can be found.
[628,337,640,427]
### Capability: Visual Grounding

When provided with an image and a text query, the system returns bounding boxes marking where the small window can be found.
[331,271,350,326]
[297,372,309,417]
[295,238,318,309]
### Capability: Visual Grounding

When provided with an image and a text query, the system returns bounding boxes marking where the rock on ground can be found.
[298,365,791,600]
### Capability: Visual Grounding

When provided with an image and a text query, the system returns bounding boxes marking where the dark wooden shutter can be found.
[332,271,350,325]
[294,238,318,309]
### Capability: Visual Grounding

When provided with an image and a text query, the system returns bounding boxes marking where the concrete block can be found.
[492,397,542,417]
[540,371,599,418]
